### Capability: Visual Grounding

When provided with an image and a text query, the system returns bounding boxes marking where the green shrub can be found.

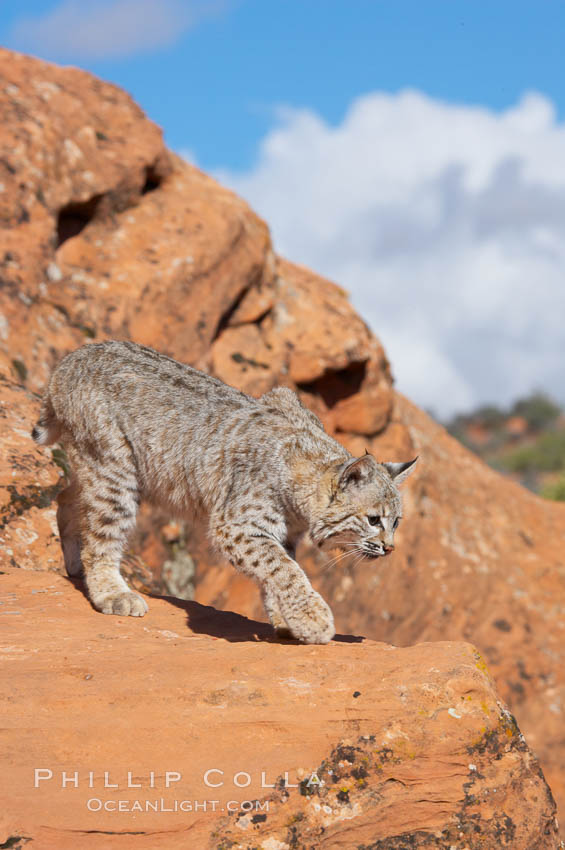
[511,392,561,431]
[474,404,506,429]
[541,475,565,502]
[499,429,565,474]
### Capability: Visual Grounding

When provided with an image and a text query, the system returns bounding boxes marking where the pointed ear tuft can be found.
[382,457,419,486]
[338,454,377,489]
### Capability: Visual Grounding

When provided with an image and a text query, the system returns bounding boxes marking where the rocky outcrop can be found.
[0,353,63,572]
[198,394,565,820]
[1,47,565,838]
[0,568,560,849]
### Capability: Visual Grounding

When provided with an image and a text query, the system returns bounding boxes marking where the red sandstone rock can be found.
[0,568,560,849]
[211,322,279,397]
[0,364,64,573]
[201,395,565,821]
[1,47,565,839]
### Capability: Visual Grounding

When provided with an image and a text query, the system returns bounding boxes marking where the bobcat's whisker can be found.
[351,553,367,570]
[323,546,365,571]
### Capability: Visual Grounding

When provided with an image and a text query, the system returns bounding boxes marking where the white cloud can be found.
[178,148,198,166]
[216,91,565,418]
[11,0,222,61]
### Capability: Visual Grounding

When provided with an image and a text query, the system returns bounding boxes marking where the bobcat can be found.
[33,341,417,644]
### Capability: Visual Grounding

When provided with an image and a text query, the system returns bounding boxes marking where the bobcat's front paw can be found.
[98,592,148,617]
[280,590,335,645]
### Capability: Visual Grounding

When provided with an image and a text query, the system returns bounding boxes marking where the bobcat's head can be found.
[311,454,418,559]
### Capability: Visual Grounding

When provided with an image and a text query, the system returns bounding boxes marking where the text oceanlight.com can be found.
[86,798,269,813]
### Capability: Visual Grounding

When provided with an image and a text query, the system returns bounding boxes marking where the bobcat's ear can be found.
[382,457,419,485]
[337,454,377,489]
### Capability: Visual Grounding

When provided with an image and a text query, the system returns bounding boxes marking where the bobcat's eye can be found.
[367,515,381,527]
[393,517,401,530]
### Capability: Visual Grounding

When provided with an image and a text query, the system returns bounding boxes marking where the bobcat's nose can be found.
[383,544,395,555]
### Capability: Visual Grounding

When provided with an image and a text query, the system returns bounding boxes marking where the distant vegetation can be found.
[444,392,565,501]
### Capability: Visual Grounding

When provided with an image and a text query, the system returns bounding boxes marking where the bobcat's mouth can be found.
[362,542,385,559]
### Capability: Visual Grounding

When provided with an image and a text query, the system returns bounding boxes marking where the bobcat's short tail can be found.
[32,395,61,446]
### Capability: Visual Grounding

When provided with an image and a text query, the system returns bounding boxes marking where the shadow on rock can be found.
[156,593,365,644]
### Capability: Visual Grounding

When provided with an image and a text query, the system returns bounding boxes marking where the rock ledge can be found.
[0,568,559,849]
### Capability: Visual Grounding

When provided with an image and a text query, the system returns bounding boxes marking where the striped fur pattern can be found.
[33,341,417,644]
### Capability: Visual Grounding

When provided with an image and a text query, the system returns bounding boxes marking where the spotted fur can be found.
[33,341,417,644]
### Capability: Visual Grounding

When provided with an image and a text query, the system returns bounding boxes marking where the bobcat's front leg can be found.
[273,574,334,644]
[261,583,292,639]
[214,522,335,644]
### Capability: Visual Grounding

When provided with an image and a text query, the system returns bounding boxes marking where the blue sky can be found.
[3,1,565,171]
[2,1,565,416]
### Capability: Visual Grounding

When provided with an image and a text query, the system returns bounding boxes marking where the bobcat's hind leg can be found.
[67,445,148,617]
[57,478,83,577]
